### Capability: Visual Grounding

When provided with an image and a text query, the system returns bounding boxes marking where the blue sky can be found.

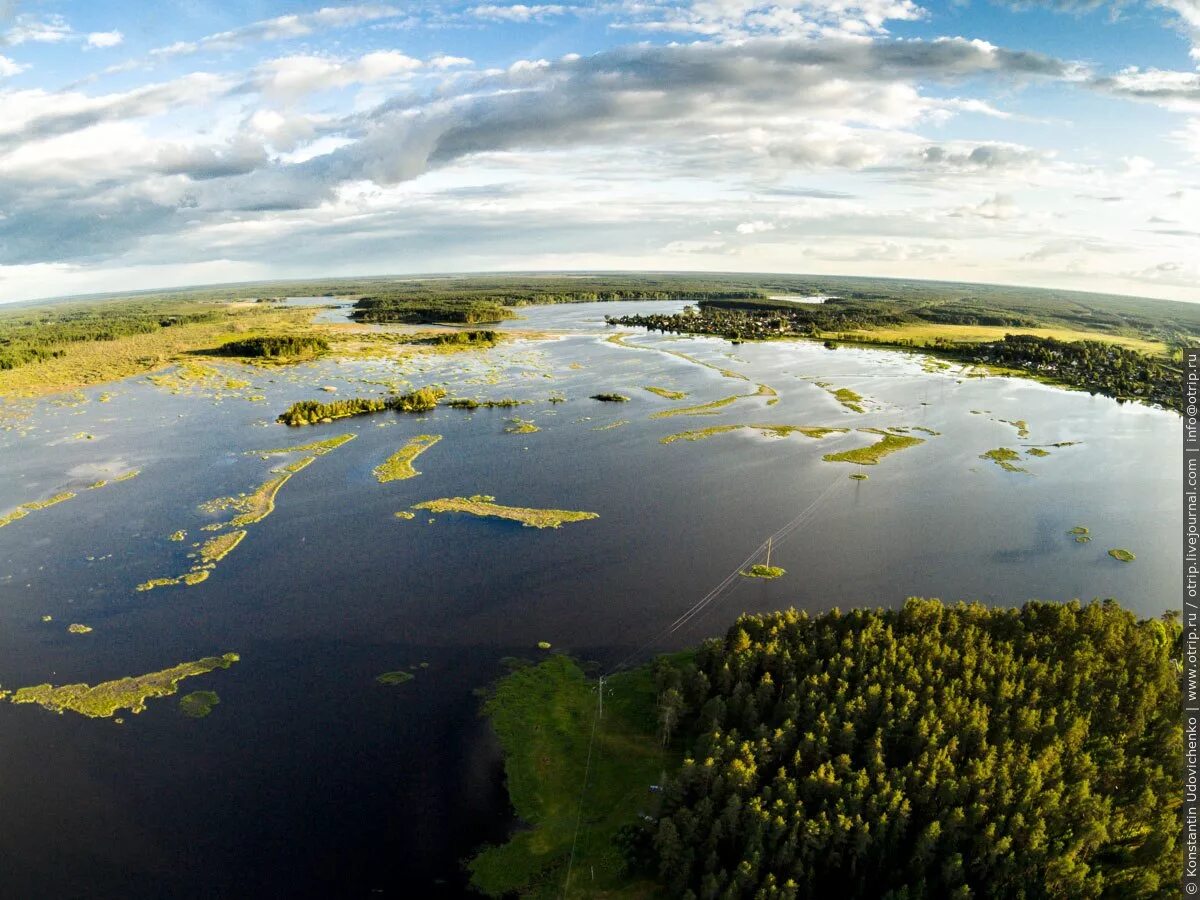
[0,0,1197,302]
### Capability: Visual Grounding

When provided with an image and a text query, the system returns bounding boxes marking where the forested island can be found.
[471,598,1181,898]
[213,335,329,359]
[277,387,445,425]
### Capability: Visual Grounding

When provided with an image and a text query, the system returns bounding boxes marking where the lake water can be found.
[0,301,1180,897]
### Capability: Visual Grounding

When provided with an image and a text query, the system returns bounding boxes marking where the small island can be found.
[1109,548,1136,562]
[374,434,442,482]
[411,495,599,529]
[823,431,925,465]
[179,690,220,718]
[7,653,240,718]
[376,670,415,686]
[740,564,785,579]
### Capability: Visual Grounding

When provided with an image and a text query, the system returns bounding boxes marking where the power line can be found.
[561,674,604,898]
[608,473,845,676]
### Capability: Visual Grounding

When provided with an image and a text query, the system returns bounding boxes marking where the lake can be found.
[0,301,1180,897]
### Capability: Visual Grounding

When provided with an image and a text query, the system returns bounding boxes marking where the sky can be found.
[0,1,1197,303]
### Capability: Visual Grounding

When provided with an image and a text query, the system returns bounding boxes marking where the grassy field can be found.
[839,322,1168,356]
[0,304,316,397]
[469,656,672,899]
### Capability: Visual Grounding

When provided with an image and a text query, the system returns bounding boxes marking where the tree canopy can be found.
[625,599,1181,899]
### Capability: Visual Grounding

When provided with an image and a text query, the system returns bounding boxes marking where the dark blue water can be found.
[0,302,1180,897]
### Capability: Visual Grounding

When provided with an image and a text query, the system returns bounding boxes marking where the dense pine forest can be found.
[614,599,1181,899]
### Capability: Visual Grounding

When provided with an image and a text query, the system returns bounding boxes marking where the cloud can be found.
[736,220,776,234]
[86,31,124,49]
[104,5,403,73]
[0,54,24,77]
[914,142,1046,172]
[954,193,1019,219]
[1092,66,1200,110]
[613,0,927,38]
[0,32,1080,271]
[4,14,72,45]
[251,51,423,101]
[469,5,573,22]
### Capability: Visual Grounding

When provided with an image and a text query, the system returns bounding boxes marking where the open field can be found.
[839,323,1168,356]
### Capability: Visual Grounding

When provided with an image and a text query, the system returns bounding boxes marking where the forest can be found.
[609,306,1183,411]
[0,296,224,370]
[602,599,1182,899]
[213,335,329,359]
[472,599,1182,898]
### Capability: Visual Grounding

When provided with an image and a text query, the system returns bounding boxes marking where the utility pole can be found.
[765,536,772,568]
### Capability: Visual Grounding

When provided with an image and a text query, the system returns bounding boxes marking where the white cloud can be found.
[5,14,72,45]
[127,5,402,69]
[86,31,124,49]
[470,5,572,22]
[255,51,422,101]
[0,55,26,77]
[613,0,927,38]
[736,220,777,233]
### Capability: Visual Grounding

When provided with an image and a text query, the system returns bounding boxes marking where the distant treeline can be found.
[610,304,1182,411]
[277,386,445,425]
[619,599,1181,898]
[7,273,1199,375]
[214,335,329,359]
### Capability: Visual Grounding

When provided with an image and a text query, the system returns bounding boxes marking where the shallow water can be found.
[0,302,1179,896]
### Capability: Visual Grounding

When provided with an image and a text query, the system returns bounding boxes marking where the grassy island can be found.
[8,653,240,718]
[1109,548,1137,562]
[981,446,1029,473]
[505,418,540,434]
[67,624,93,634]
[143,433,354,591]
[830,386,865,412]
[473,598,1181,898]
[741,564,785,579]
[374,434,442,482]
[0,470,141,531]
[660,423,847,445]
[179,690,220,718]
[822,431,925,465]
[650,393,741,419]
[447,397,526,409]
[412,495,599,529]
[643,386,687,400]
[376,670,415,686]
